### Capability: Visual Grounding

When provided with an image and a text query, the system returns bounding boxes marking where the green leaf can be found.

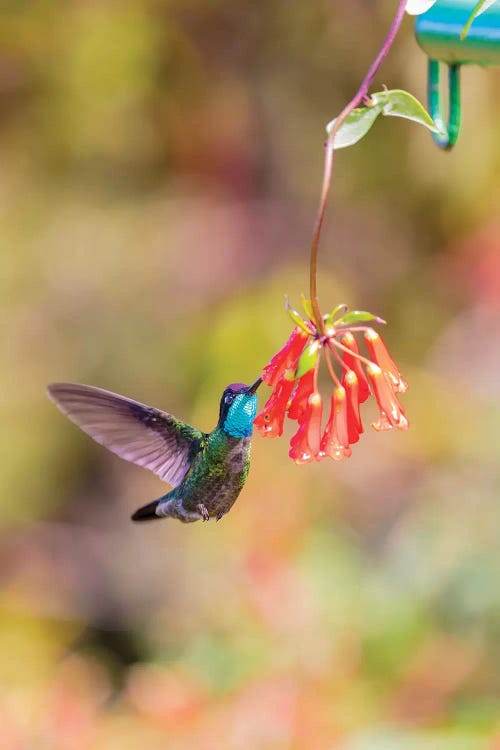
[285,298,311,334]
[461,0,498,39]
[296,340,320,378]
[300,295,314,322]
[371,89,442,133]
[326,103,384,149]
[405,0,438,15]
[324,303,348,330]
[335,310,386,326]
[326,90,441,150]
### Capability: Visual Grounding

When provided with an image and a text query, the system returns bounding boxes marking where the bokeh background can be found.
[2,1,500,748]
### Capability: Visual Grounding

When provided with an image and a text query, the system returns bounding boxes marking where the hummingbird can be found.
[47,378,262,523]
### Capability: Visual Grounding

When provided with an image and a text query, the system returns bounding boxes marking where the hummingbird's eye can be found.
[224,392,235,405]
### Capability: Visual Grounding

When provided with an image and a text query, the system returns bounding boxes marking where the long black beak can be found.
[246,377,262,395]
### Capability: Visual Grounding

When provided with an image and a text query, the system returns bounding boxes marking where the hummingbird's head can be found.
[219,378,262,438]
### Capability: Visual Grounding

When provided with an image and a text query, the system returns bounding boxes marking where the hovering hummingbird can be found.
[47,378,262,523]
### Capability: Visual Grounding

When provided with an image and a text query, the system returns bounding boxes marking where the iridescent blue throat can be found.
[223,393,257,438]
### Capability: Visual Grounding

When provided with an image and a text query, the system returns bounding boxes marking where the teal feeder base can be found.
[415,0,500,149]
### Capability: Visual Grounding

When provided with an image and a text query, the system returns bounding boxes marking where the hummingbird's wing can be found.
[47,383,205,487]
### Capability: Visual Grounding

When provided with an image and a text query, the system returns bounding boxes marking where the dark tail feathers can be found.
[131,499,161,522]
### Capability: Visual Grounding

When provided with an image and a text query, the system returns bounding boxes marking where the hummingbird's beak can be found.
[246,377,262,395]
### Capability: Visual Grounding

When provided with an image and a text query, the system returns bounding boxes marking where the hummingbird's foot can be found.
[197,503,210,521]
[216,512,225,522]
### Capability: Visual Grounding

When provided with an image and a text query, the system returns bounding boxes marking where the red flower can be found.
[254,371,296,437]
[366,363,409,431]
[340,333,371,403]
[254,300,408,464]
[364,329,408,394]
[342,369,363,444]
[289,391,323,463]
[262,327,309,388]
[288,369,316,421]
[320,386,352,461]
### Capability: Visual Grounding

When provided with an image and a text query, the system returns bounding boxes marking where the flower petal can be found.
[366,363,409,431]
[288,390,323,463]
[306,391,323,457]
[288,369,315,421]
[364,329,408,394]
[289,421,314,464]
[262,327,310,388]
[320,387,352,461]
[339,333,371,403]
[342,370,363,444]
[254,371,296,438]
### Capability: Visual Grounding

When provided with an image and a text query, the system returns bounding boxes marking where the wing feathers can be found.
[47,382,204,488]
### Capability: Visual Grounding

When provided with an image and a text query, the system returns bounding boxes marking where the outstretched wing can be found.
[47,383,205,487]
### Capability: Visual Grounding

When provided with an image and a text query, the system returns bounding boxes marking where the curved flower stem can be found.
[309,0,408,334]
[325,347,342,387]
[331,339,373,368]
[329,341,350,373]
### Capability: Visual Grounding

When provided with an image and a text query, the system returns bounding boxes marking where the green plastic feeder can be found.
[415,0,500,149]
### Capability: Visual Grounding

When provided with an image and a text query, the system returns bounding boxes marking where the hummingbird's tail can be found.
[131,499,161,522]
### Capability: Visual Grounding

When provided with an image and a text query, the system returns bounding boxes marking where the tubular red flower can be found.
[262,327,310,388]
[320,386,352,461]
[366,363,409,431]
[289,391,323,464]
[364,329,408,394]
[254,371,296,438]
[306,391,323,457]
[288,368,316,421]
[342,369,363,444]
[339,333,371,403]
[289,421,313,464]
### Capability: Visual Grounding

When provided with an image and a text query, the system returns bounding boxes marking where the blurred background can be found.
[1,1,500,748]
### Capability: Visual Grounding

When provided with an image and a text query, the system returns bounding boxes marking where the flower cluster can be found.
[254,300,408,464]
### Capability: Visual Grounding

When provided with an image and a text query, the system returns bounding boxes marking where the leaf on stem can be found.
[461,0,498,40]
[405,0,438,15]
[324,303,348,330]
[335,310,386,326]
[301,295,315,321]
[326,103,384,149]
[371,89,442,133]
[326,90,441,149]
[285,298,311,334]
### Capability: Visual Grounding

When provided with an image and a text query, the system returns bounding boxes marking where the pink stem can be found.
[309,0,408,333]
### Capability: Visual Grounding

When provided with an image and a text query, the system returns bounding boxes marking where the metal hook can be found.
[427,59,462,150]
